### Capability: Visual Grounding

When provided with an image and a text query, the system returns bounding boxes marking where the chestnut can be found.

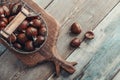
[71,22,82,34]
[9,16,15,22]
[0,17,8,24]
[30,19,41,28]
[70,38,81,48]
[33,36,45,47]
[2,5,10,16]
[85,30,94,39]
[18,20,28,32]
[13,42,22,50]
[0,21,6,30]
[17,33,28,44]
[8,34,17,43]
[25,40,35,51]
[0,7,4,17]
[39,25,47,36]
[26,27,38,39]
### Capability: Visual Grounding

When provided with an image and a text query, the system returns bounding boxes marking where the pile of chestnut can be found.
[70,22,94,48]
[0,3,47,52]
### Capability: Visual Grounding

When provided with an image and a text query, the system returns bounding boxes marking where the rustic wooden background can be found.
[0,0,120,80]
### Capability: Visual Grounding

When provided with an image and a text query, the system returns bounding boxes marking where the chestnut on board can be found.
[70,38,81,48]
[71,22,81,34]
[85,30,94,39]
[13,42,22,50]
[25,40,35,51]
[17,33,28,44]
[33,36,45,47]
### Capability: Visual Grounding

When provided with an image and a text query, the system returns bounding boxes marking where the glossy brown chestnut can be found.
[8,34,17,43]
[85,30,94,39]
[70,38,81,48]
[2,5,10,16]
[0,7,4,16]
[13,42,22,50]
[33,36,45,47]
[9,16,15,22]
[39,25,47,36]
[30,19,41,28]
[0,21,6,30]
[17,33,28,44]
[0,17,8,24]
[25,40,35,51]
[71,22,81,34]
[26,27,38,38]
[18,20,28,32]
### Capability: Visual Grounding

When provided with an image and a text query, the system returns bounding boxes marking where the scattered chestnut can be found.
[39,25,47,36]
[71,22,82,34]
[70,38,81,48]
[85,30,94,39]
[30,19,41,28]
[2,5,10,16]
[18,20,28,32]
[26,27,38,38]
[0,17,8,24]
[17,33,28,44]
[33,36,45,47]
[9,16,15,22]
[25,40,35,51]
[0,21,6,30]
[8,34,17,43]
[13,42,22,50]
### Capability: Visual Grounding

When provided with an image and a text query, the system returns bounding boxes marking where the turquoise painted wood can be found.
[49,3,120,80]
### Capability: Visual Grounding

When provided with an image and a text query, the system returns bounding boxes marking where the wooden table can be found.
[0,0,120,80]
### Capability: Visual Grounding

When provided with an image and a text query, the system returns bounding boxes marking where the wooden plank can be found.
[49,3,120,80]
[10,0,120,80]
[113,71,120,80]
[35,0,53,9]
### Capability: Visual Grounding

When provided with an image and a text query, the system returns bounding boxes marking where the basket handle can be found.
[0,7,29,38]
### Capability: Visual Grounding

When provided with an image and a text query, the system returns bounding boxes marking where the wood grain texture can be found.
[49,3,120,80]
[0,0,120,80]
[113,70,120,80]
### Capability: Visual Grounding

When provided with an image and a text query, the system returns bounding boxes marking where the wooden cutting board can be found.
[0,0,77,76]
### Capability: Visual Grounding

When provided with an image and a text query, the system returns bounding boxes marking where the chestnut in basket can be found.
[25,40,35,51]
[39,24,47,36]
[30,19,41,28]
[2,5,10,16]
[8,34,17,43]
[13,42,22,50]
[0,21,6,30]
[18,20,28,32]
[17,33,28,44]
[0,7,5,17]
[33,36,45,47]
[0,17,8,24]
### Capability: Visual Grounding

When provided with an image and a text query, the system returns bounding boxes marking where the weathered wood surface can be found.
[0,0,120,80]
[49,3,120,80]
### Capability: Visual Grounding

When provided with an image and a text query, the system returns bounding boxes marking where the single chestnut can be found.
[2,5,10,16]
[70,38,81,48]
[0,21,6,30]
[9,16,15,22]
[33,36,45,47]
[8,34,17,43]
[26,27,38,38]
[30,19,41,28]
[0,17,8,24]
[13,42,22,50]
[18,20,28,32]
[0,7,4,17]
[39,25,47,36]
[25,40,35,51]
[85,30,94,39]
[71,22,82,34]
[17,33,28,44]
